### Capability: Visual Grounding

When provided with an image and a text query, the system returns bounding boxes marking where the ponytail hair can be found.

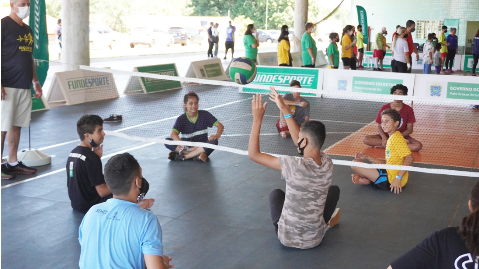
[245,24,254,36]
[392,27,406,53]
[458,181,479,258]
[341,25,353,42]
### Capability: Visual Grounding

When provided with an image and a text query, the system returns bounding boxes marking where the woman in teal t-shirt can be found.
[327,32,340,69]
[301,22,317,68]
[243,24,259,63]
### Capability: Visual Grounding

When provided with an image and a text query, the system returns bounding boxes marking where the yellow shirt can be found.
[277,39,290,65]
[386,131,412,187]
[341,34,352,58]
[439,33,448,53]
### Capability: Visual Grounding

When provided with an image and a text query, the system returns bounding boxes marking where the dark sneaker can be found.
[1,164,16,179]
[6,161,37,175]
[103,114,122,123]
[168,151,184,161]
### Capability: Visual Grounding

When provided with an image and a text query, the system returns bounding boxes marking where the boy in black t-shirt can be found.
[66,115,153,213]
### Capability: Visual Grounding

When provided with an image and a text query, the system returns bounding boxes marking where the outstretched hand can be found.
[252,93,267,120]
[268,86,287,111]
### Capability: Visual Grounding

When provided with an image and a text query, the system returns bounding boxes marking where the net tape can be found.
[79,65,479,178]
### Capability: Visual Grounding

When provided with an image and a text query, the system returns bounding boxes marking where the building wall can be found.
[350,0,479,46]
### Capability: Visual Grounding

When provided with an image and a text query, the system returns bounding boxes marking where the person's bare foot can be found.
[352,174,370,185]
[197,152,208,162]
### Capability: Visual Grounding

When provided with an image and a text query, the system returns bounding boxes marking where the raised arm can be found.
[268,87,300,145]
[248,94,281,170]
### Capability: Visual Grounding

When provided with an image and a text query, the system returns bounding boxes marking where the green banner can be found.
[352,77,403,94]
[243,67,319,96]
[29,0,49,111]
[356,5,368,43]
[137,64,182,93]
[204,63,223,78]
[446,82,479,100]
[463,55,479,71]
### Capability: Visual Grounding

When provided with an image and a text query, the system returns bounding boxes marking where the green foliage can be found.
[233,15,254,36]
[45,0,61,19]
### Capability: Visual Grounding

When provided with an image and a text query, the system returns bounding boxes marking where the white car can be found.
[89,23,118,50]
[129,27,174,48]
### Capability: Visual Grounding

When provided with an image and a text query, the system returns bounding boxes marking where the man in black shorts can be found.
[66,115,153,213]
[224,21,236,59]
[2,0,43,180]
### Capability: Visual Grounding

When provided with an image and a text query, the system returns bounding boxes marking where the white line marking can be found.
[1,142,156,189]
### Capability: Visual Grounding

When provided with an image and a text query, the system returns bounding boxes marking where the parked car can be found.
[168,27,202,46]
[129,27,174,48]
[267,30,280,42]
[89,23,118,50]
[257,30,274,43]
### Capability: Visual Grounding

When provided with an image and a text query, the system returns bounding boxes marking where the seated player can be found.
[363,84,423,152]
[67,115,153,213]
[352,108,414,194]
[388,181,479,269]
[276,80,310,138]
[79,153,173,269]
[166,91,224,162]
[248,87,340,249]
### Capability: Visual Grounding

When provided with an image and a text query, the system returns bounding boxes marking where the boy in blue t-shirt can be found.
[79,153,172,269]
[224,21,236,59]
[445,28,458,73]
[166,91,224,162]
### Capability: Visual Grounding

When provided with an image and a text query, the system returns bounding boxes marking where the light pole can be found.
[265,0,269,30]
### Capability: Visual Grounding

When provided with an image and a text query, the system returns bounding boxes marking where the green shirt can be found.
[326,42,339,67]
[356,31,364,49]
[375,33,383,50]
[301,32,317,66]
[244,35,258,61]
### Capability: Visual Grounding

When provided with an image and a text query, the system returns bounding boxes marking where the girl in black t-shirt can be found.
[389,181,479,269]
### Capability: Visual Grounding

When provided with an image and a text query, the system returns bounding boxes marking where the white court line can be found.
[1,142,156,189]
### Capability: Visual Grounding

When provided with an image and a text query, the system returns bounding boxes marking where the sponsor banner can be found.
[291,50,328,67]
[47,70,119,105]
[29,0,49,111]
[462,55,479,72]
[414,74,479,101]
[323,69,415,98]
[241,66,323,96]
[356,6,369,43]
[125,64,182,94]
[185,58,227,81]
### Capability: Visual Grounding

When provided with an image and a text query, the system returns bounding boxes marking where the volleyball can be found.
[229,57,257,85]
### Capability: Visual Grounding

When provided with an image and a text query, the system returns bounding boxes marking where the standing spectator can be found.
[277,30,291,66]
[445,27,458,73]
[207,22,214,59]
[438,25,448,74]
[433,42,442,74]
[56,19,62,60]
[391,27,410,73]
[422,33,435,74]
[472,29,479,76]
[243,24,259,63]
[341,25,356,70]
[392,25,401,42]
[327,32,340,69]
[224,21,236,60]
[1,0,42,180]
[350,26,357,70]
[281,25,293,65]
[381,28,390,70]
[212,23,219,58]
[405,20,419,74]
[373,27,386,71]
[301,22,317,68]
[356,25,365,69]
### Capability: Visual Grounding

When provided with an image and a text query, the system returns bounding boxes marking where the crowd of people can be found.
[207,21,236,59]
[240,20,478,76]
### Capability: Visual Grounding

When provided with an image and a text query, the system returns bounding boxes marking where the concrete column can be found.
[61,0,89,71]
[292,0,308,52]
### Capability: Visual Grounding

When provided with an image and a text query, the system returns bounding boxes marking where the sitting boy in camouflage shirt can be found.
[248,87,340,249]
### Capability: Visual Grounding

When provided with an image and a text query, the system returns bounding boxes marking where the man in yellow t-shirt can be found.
[438,26,448,74]
[356,25,365,69]
[350,108,414,194]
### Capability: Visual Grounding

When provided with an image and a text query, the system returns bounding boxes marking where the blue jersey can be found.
[226,26,236,42]
[79,199,163,269]
[446,34,458,50]
[173,110,218,142]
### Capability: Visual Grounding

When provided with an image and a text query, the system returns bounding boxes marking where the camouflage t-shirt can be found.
[277,153,333,249]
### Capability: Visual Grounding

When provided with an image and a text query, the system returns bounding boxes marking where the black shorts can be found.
[358,48,364,54]
[341,57,351,66]
[225,41,234,50]
[371,169,391,191]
